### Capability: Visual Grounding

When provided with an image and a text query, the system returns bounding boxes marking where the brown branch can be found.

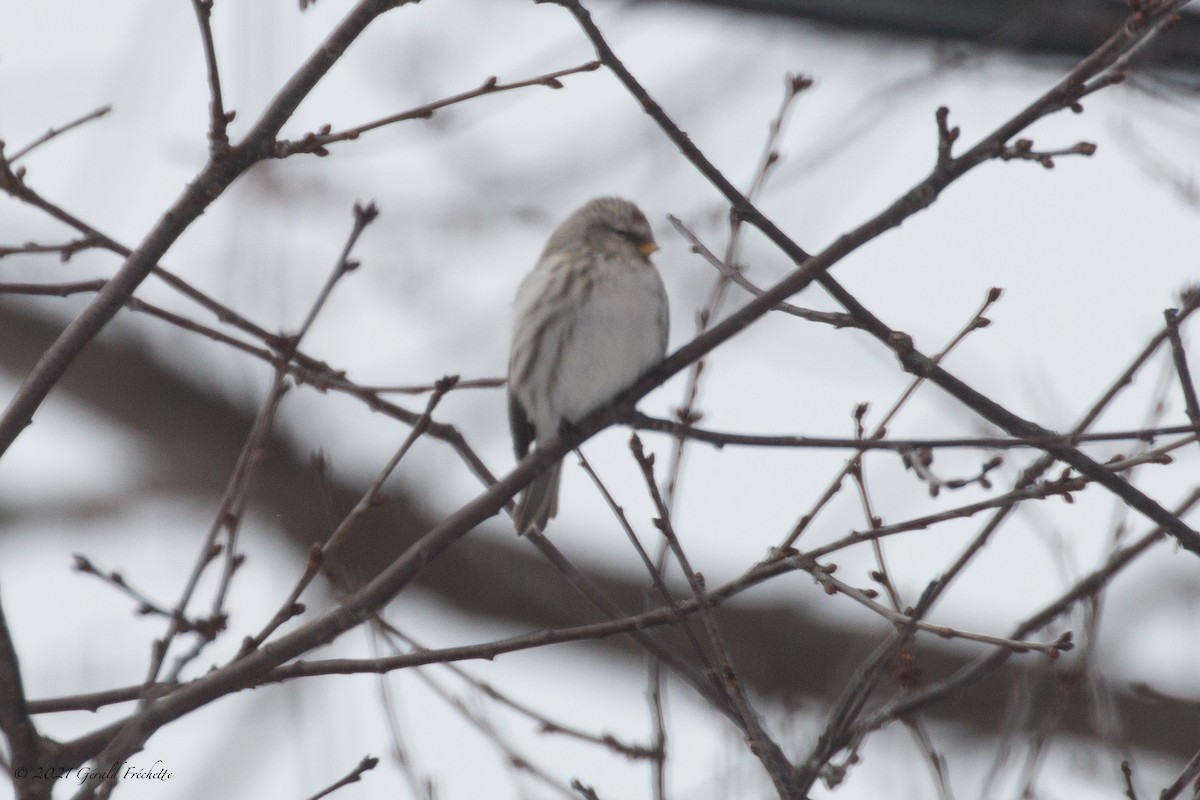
[0,198,505,496]
[273,61,601,157]
[346,376,505,394]
[70,555,199,630]
[301,755,379,800]
[189,0,232,156]
[630,435,801,796]
[0,237,102,261]
[803,559,1071,658]
[803,438,1195,560]
[667,215,857,328]
[1164,305,1200,438]
[781,288,1001,549]
[859,487,1200,733]
[573,448,719,684]
[20,0,1196,783]
[1161,746,1200,800]
[662,71,815,512]
[997,137,1097,168]
[239,376,451,657]
[0,0,420,471]
[1121,760,1139,800]
[75,200,383,795]
[546,0,1200,557]
[6,106,112,163]
[631,418,1195,452]
[380,622,658,761]
[0,595,56,800]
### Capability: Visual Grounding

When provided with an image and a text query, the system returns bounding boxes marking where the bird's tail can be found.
[514,460,562,535]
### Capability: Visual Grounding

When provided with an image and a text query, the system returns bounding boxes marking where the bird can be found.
[508,197,669,535]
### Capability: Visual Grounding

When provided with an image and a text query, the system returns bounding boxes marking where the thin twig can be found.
[301,755,379,800]
[189,0,232,156]
[239,376,452,657]
[802,560,1070,657]
[1121,760,1139,800]
[274,62,601,157]
[371,623,579,799]
[520,528,727,714]
[347,377,505,394]
[630,435,801,797]
[1163,306,1200,440]
[647,660,668,800]
[70,556,198,630]
[74,200,381,798]
[1160,747,1200,800]
[0,237,102,261]
[573,447,721,692]
[369,629,435,800]
[848,403,904,612]
[0,594,56,800]
[662,71,816,515]
[292,201,379,345]
[858,488,1200,733]
[376,618,658,760]
[0,0,420,475]
[807,438,1193,559]
[546,0,1200,559]
[781,287,1001,550]
[902,719,955,800]
[667,215,856,328]
[7,106,112,163]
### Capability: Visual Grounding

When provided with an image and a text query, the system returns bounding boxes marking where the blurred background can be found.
[2,0,1199,797]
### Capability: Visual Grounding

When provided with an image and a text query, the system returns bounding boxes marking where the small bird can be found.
[508,197,669,535]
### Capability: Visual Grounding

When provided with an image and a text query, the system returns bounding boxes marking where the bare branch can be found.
[803,558,1071,658]
[1163,306,1200,440]
[545,0,1200,556]
[997,137,1097,168]
[1161,747,1200,800]
[0,0,421,468]
[631,435,801,797]
[273,62,601,158]
[6,106,112,163]
[0,236,102,261]
[189,0,232,156]
[859,487,1200,733]
[301,755,379,800]
[0,595,55,800]
[667,215,858,328]
[239,376,452,657]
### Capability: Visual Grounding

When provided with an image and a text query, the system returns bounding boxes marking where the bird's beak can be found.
[639,241,660,256]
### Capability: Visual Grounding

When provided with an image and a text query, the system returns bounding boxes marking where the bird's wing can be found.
[508,389,535,460]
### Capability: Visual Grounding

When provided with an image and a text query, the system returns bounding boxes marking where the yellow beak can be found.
[639,241,660,256]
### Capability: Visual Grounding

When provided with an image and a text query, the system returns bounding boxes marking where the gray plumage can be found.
[508,197,669,535]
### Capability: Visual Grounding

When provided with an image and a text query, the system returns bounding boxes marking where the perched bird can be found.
[508,197,669,535]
